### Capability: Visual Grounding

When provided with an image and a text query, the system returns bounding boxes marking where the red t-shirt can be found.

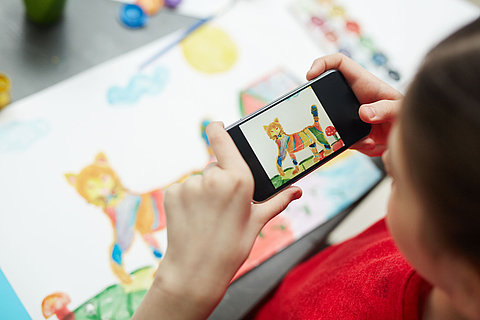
[255,219,432,320]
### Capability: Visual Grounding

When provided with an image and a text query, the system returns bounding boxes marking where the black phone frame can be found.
[226,69,371,202]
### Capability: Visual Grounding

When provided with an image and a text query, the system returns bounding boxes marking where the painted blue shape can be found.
[0,119,50,154]
[315,154,383,219]
[201,120,211,146]
[112,243,123,265]
[107,66,170,106]
[153,249,163,258]
[0,268,31,319]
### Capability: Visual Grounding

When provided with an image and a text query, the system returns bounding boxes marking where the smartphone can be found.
[226,69,371,202]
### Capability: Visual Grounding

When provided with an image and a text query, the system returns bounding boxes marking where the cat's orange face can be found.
[66,153,122,208]
[263,118,284,140]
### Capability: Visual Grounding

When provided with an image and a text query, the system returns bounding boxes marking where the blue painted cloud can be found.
[0,119,50,153]
[107,66,170,106]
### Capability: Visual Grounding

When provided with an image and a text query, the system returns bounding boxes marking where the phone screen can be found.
[239,85,344,189]
[227,70,370,202]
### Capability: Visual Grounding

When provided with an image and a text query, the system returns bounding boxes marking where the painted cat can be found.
[65,122,214,284]
[66,153,167,284]
[264,105,332,177]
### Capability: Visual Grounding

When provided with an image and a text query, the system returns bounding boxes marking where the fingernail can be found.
[293,188,302,199]
[364,106,376,119]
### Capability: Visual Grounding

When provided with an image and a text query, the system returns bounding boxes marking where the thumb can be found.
[359,99,401,124]
[252,186,302,225]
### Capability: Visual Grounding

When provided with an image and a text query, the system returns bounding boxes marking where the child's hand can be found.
[307,53,404,157]
[136,122,302,320]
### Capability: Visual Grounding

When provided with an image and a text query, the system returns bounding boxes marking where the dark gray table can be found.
[0,0,197,101]
[0,1,382,318]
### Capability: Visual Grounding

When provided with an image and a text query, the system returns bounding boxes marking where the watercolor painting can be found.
[0,119,50,153]
[42,266,155,320]
[40,149,383,320]
[181,25,238,74]
[65,153,168,284]
[41,116,379,317]
[64,118,216,285]
[234,215,295,280]
[107,66,170,106]
[284,150,382,236]
[239,70,300,116]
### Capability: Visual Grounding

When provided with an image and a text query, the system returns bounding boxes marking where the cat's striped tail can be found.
[311,105,320,130]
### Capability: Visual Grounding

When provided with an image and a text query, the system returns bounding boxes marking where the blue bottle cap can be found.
[120,4,147,29]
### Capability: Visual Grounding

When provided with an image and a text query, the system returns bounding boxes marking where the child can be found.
[133,17,480,320]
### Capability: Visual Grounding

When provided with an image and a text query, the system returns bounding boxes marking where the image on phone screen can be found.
[239,86,345,189]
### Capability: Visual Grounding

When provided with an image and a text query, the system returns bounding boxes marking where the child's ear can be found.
[274,118,279,123]
[95,152,108,165]
[65,173,77,186]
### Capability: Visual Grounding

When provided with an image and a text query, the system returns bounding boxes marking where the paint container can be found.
[23,0,67,25]
[0,73,11,110]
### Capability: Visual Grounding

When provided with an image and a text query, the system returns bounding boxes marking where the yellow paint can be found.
[122,266,156,293]
[0,73,11,110]
[181,25,238,74]
[321,149,351,169]
[298,131,310,143]
[330,5,346,17]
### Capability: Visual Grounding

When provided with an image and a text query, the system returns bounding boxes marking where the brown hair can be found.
[400,17,480,267]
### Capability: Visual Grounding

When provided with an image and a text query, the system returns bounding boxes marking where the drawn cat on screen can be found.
[264,105,332,177]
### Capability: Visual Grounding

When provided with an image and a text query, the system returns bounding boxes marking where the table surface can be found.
[0,0,197,101]
[0,1,382,318]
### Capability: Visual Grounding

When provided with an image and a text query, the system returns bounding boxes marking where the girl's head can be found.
[385,18,480,318]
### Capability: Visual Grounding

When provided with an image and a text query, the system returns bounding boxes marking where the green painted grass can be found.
[270,156,316,188]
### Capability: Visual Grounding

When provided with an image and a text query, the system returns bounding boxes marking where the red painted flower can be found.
[42,292,74,320]
[325,126,337,136]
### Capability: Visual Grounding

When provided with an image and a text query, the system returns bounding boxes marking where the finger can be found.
[351,137,376,151]
[164,182,182,214]
[306,53,402,104]
[251,186,302,225]
[307,53,369,83]
[178,174,203,195]
[357,144,388,157]
[202,161,220,173]
[359,100,401,124]
[206,122,249,171]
